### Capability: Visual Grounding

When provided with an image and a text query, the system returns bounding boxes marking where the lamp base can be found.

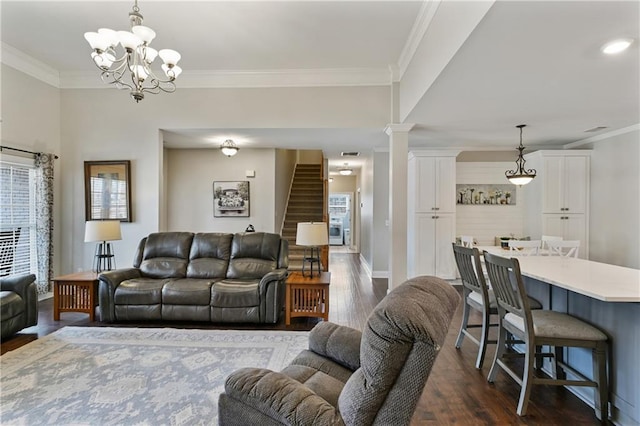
[93,241,116,273]
[302,246,322,277]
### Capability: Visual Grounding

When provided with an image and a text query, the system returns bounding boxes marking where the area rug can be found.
[0,326,309,425]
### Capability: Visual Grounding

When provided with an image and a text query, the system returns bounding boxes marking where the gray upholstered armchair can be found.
[218,275,460,425]
[0,273,38,339]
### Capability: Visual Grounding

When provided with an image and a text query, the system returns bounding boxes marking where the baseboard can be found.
[359,254,372,279]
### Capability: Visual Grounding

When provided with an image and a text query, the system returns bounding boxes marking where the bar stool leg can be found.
[455,288,471,349]
[593,342,609,422]
[516,340,537,416]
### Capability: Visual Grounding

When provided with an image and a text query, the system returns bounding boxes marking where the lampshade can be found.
[296,222,328,246]
[84,220,122,242]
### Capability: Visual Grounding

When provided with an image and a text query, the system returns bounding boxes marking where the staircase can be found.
[281,164,324,271]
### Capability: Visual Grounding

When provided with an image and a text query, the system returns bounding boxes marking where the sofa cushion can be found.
[211,279,259,307]
[114,278,168,305]
[162,279,216,305]
[187,233,233,279]
[227,233,280,279]
[0,291,24,320]
[140,232,193,279]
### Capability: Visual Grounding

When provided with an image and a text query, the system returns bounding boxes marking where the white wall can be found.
[55,84,388,273]
[359,155,374,275]
[166,148,277,233]
[456,162,525,246]
[372,151,390,276]
[1,65,62,276]
[584,128,640,268]
[274,149,297,233]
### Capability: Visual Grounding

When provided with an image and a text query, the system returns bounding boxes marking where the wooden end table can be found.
[52,271,100,321]
[285,271,331,325]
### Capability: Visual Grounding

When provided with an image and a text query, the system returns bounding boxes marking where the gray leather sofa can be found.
[1,273,38,339]
[218,276,460,425]
[98,232,289,324]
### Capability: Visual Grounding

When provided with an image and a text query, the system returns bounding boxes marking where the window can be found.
[0,157,37,277]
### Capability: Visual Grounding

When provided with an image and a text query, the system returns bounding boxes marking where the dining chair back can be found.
[508,240,541,256]
[460,235,474,248]
[540,235,562,250]
[483,251,609,420]
[546,240,580,258]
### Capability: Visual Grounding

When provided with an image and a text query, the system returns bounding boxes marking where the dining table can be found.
[475,246,640,425]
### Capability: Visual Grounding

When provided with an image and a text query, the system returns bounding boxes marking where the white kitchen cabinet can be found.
[524,150,591,258]
[408,151,459,279]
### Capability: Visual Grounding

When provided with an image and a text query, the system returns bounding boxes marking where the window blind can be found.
[0,158,37,277]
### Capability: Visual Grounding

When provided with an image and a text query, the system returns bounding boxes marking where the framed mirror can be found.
[84,160,132,222]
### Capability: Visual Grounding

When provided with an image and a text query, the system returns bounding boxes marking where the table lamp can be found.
[84,220,122,273]
[296,222,328,277]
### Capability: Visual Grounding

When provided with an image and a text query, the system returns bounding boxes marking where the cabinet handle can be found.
[431,216,436,219]
[434,207,440,211]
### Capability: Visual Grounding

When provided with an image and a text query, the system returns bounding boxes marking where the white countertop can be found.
[477,246,640,302]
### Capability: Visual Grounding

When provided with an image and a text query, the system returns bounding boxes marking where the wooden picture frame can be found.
[84,160,132,222]
[213,181,250,217]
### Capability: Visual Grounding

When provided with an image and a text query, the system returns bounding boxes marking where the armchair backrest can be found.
[338,276,460,425]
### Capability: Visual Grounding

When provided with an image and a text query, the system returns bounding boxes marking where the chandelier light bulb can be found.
[601,38,633,55]
[84,0,182,102]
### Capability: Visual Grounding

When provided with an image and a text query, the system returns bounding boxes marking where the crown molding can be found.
[564,123,640,149]
[1,43,60,88]
[397,0,441,80]
[60,67,393,89]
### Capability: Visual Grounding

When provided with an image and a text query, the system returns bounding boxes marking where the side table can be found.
[52,271,100,321]
[285,271,331,325]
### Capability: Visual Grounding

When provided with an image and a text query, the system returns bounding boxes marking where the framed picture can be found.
[456,184,516,205]
[84,160,132,222]
[213,181,250,217]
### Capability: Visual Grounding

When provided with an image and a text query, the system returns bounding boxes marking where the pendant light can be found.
[505,124,536,186]
[220,139,239,157]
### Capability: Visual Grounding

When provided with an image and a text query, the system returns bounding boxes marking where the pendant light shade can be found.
[505,124,536,186]
[220,139,239,157]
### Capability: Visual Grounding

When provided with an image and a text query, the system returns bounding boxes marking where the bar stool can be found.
[508,240,541,256]
[452,243,541,369]
[483,251,609,420]
[541,235,563,251]
[460,235,474,248]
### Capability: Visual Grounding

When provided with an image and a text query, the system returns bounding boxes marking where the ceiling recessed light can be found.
[601,38,633,55]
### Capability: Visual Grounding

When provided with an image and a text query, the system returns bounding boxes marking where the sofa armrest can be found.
[0,273,37,327]
[221,367,344,426]
[258,268,288,294]
[0,273,36,296]
[308,322,362,371]
[98,268,141,322]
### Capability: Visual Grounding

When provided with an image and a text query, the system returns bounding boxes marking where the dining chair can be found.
[483,251,609,420]
[540,235,563,251]
[460,235,474,248]
[508,240,541,256]
[546,240,580,258]
[452,243,541,369]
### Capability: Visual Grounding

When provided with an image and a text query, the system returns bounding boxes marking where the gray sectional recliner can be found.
[218,275,460,426]
[99,232,289,324]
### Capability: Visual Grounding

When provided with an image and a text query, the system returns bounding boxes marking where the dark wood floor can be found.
[1,252,600,425]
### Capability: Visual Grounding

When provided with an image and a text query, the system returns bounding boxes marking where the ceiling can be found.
[2,1,638,175]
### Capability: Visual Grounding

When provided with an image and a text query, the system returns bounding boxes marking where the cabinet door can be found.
[542,214,565,238]
[409,213,436,277]
[434,213,457,279]
[562,214,586,244]
[414,157,436,212]
[542,156,564,213]
[435,157,457,212]
[564,157,587,214]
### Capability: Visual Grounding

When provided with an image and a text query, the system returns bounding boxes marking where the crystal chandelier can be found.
[84,0,182,102]
[505,124,537,186]
[220,140,239,157]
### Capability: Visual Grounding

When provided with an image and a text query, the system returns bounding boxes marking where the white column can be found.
[384,123,414,291]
